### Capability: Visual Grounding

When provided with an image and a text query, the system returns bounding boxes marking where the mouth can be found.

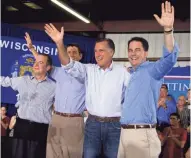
[34,67,39,70]
[130,57,138,61]
[96,56,103,61]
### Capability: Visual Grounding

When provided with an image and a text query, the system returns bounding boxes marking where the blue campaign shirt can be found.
[121,44,179,125]
[157,95,177,125]
[51,67,85,114]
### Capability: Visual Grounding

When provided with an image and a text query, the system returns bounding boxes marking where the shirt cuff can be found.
[162,43,179,57]
[61,58,74,70]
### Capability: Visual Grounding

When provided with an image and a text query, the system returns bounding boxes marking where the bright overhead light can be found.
[6,6,19,11]
[23,2,43,9]
[51,0,90,24]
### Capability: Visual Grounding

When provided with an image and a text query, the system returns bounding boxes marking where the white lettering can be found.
[44,47,50,54]
[0,40,10,48]
[183,84,189,91]
[36,45,44,53]
[1,39,58,56]
[10,41,14,49]
[22,44,28,51]
[55,48,58,56]
[15,42,21,50]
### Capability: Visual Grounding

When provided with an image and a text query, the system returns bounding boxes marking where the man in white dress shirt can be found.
[44,24,131,158]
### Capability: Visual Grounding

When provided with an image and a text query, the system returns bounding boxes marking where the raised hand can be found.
[154,1,174,31]
[44,23,64,44]
[24,32,33,49]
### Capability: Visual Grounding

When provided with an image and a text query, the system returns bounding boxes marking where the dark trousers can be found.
[4,118,48,158]
[83,116,121,158]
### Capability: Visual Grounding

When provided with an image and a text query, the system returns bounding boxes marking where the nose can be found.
[34,62,39,67]
[95,51,102,56]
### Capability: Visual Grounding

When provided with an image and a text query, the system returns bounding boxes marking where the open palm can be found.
[154,1,174,30]
[44,23,64,44]
[24,32,33,48]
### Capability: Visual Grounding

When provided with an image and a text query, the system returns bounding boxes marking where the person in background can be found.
[161,113,187,158]
[177,95,190,129]
[157,84,176,132]
[186,88,190,108]
[176,93,191,157]
[1,105,10,137]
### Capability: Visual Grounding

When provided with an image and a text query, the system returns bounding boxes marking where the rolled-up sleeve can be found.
[0,76,22,91]
[62,58,87,82]
[148,43,179,80]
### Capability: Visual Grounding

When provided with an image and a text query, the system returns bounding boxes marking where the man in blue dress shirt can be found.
[157,84,176,132]
[118,1,179,158]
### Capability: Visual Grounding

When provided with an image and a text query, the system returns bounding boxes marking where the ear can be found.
[145,51,148,57]
[110,50,114,57]
[46,65,51,72]
[79,53,83,60]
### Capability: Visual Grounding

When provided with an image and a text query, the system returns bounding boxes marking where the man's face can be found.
[94,41,114,69]
[1,107,6,116]
[170,116,179,126]
[160,88,168,98]
[67,46,82,61]
[177,96,186,106]
[128,41,148,68]
[33,55,50,76]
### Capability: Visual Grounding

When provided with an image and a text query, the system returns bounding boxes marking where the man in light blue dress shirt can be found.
[44,25,131,157]
[1,54,56,158]
[118,1,179,158]
[25,32,85,158]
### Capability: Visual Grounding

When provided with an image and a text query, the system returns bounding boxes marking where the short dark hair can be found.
[40,54,52,66]
[161,84,168,91]
[128,37,149,51]
[96,38,115,52]
[170,113,180,120]
[66,43,82,54]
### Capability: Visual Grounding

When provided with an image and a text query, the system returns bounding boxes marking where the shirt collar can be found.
[30,75,48,82]
[97,61,113,71]
[131,61,149,73]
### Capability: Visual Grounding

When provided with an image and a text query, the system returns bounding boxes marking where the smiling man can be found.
[118,1,179,158]
[44,24,131,158]
[0,54,56,158]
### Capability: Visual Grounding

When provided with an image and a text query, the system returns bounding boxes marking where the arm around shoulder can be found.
[0,76,22,90]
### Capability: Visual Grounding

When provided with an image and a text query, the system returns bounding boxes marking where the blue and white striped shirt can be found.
[0,76,56,124]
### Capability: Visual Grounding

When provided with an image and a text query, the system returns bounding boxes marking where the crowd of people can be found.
[1,1,190,158]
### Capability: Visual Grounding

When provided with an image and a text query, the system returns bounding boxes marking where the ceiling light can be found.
[6,6,19,11]
[23,2,43,9]
[51,0,90,24]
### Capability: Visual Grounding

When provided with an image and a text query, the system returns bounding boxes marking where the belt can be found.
[121,124,156,129]
[54,111,82,117]
[89,114,120,122]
